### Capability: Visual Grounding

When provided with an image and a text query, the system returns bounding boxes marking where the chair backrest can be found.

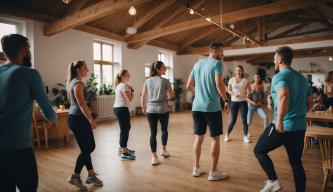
[319,138,333,168]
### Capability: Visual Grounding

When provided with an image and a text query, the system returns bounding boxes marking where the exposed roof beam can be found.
[270,23,309,40]
[44,0,150,36]
[179,25,220,49]
[66,0,89,15]
[148,40,178,51]
[316,4,333,19]
[126,0,324,44]
[303,8,332,27]
[132,0,175,29]
[127,0,205,49]
[180,33,333,55]
[269,27,333,40]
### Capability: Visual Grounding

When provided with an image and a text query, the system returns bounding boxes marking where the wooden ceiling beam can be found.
[269,23,310,40]
[316,4,333,19]
[269,27,333,41]
[126,0,323,44]
[180,33,333,55]
[44,0,150,36]
[127,0,205,49]
[132,0,175,29]
[303,8,332,27]
[179,26,220,49]
[66,0,89,15]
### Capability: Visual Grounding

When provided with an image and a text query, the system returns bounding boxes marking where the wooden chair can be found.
[32,107,51,148]
[319,137,333,192]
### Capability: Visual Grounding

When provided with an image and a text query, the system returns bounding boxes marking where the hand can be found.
[235,93,241,98]
[275,120,284,133]
[89,119,97,129]
[142,106,146,114]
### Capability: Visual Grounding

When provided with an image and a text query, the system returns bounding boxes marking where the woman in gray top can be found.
[66,61,103,190]
[141,61,174,165]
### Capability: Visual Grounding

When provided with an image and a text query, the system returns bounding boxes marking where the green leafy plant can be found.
[85,73,99,118]
[98,83,114,95]
[52,83,70,108]
[173,78,183,111]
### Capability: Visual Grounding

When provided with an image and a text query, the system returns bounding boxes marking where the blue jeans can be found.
[227,101,248,136]
[247,104,269,129]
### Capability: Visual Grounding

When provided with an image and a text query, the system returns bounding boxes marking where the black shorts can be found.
[192,111,223,137]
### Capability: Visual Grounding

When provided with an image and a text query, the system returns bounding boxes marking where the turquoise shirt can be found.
[271,67,312,132]
[190,58,223,112]
[0,64,57,150]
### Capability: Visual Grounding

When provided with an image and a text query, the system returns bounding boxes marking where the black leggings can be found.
[254,125,306,192]
[227,101,248,135]
[0,147,38,192]
[147,112,169,153]
[68,115,96,174]
[113,107,131,148]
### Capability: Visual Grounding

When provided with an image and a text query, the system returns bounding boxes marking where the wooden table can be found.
[306,111,333,126]
[50,109,70,142]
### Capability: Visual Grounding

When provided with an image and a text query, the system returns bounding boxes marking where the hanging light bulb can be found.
[230,24,235,29]
[189,8,194,15]
[206,17,212,22]
[128,6,137,16]
[329,56,333,61]
[62,0,71,4]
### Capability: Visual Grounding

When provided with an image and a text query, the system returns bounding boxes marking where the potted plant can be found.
[173,78,183,111]
[52,83,70,109]
[85,73,98,118]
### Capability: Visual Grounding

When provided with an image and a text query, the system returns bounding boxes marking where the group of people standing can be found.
[0,33,313,192]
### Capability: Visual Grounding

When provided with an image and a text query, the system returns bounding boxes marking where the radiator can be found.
[97,95,115,120]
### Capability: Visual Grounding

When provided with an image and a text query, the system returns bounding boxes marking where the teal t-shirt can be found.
[0,64,57,150]
[190,58,223,112]
[271,67,312,132]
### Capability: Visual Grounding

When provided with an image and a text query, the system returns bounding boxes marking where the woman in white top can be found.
[113,70,135,160]
[225,65,251,143]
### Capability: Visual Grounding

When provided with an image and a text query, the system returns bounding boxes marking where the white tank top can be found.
[228,77,248,102]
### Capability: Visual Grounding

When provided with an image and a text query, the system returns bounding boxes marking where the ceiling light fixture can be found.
[329,56,333,61]
[126,27,137,35]
[128,6,137,16]
[62,0,71,4]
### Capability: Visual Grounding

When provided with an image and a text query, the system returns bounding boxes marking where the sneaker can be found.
[192,167,204,177]
[151,157,161,165]
[67,175,88,191]
[208,170,229,181]
[224,134,229,142]
[243,136,250,143]
[86,174,103,186]
[160,150,170,157]
[247,132,251,138]
[260,180,283,192]
[118,148,135,154]
[121,152,136,160]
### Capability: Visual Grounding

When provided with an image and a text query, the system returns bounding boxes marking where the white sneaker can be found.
[260,180,283,192]
[160,150,170,157]
[192,167,204,177]
[208,170,229,181]
[247,132,251,138]
[243,136,250,143]
[151,157,161,166]
[224,134,229,142]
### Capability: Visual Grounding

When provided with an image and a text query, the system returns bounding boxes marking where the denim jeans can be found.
[247,104,269,129]
[227,101,248,136]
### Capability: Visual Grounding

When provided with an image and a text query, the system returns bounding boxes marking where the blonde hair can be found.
[114,69,129,87]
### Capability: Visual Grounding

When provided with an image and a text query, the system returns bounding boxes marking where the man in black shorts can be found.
[186,42,229,181]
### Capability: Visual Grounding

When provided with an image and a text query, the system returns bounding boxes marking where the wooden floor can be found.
[35,110,327,192]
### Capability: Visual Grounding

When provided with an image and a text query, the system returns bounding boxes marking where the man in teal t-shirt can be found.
[0,34,57,192]
[254,46,313,192]
[186,42,229,181]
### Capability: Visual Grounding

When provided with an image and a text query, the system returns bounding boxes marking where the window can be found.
[0,21,18,52]
[93,41,118,89]
[158,51,173,83]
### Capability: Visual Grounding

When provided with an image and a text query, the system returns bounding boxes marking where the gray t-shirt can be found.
[69,78,88,115]
[145,76,171,114]
[113,82,129,108]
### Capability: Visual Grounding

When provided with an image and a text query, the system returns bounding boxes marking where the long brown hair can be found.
[236,65,244,78]
[114,69,129,87]
[150,61,164,77]
[66,60,85,100]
